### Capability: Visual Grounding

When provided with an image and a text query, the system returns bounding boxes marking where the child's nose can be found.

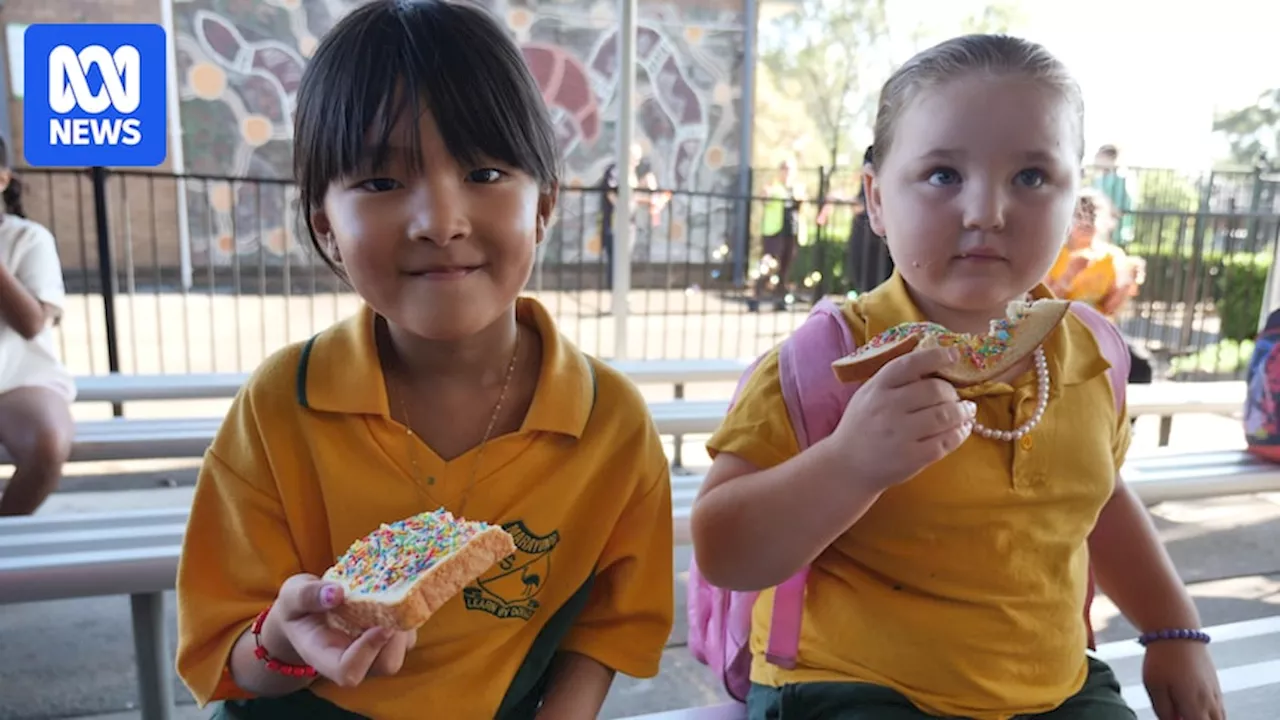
[961,182,1007,232]
[407,179,470,245]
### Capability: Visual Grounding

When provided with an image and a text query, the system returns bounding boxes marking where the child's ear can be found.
[311,208,332,239]
[310,209,341,261]
[536,185,559,244]
[863,167,886,238]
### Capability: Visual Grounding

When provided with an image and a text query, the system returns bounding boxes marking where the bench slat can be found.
[1,377,1255,466]
[0,507,190,536]
[0,545,182,603]
[73,361,755,404]
[0,524,187,556]
[6,448,1273,599]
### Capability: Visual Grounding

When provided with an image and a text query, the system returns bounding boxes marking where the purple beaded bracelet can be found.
[1137,628,1212,646]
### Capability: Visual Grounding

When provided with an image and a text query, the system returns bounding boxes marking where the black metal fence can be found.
[15,164,1280,380]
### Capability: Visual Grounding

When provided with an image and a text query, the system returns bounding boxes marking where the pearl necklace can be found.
[969,345,1049,442]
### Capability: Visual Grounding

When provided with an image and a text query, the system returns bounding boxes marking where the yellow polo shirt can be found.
[706,272,1130,720]
[176,297,674,719]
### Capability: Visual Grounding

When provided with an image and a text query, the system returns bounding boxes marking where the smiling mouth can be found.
[408,266,481,279]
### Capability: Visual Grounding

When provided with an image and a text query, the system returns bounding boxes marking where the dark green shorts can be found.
[746,656,1136,720]
[211,690,366,720]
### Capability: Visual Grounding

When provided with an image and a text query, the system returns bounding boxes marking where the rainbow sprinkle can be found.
[328,508,495,595]
[854,304,1038,371]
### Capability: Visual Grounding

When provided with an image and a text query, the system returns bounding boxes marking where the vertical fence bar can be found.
[613,0,636,360]
[91,166,123,416]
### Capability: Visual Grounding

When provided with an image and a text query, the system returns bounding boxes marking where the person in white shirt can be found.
[0,136,75,515]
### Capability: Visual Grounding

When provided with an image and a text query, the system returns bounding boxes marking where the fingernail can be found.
[962,400,977,417]
[945,348,958,362]
[321,585,340,608]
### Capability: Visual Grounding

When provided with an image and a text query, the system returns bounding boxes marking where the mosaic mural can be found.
[171,0,748,265]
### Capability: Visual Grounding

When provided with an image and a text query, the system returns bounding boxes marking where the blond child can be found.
[691,34,1223,720]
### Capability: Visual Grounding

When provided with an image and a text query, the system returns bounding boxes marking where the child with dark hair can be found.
[175,2,674,718]
[0,134,76,516]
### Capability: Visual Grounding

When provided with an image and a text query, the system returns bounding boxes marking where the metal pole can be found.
[92,166,123,417]
[613,0,636,360]
[733,0,760,286]
[130,592,175,720]
[159,0,193,290]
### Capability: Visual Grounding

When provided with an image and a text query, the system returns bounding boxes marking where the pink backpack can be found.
[686,297,1131,702]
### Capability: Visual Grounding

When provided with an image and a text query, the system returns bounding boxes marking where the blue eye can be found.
[468,168,505,184]
[1015,169,1047,188]
[356,178,401,192]
[927,168,960,186]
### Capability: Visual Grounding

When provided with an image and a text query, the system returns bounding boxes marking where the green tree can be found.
[1214,88,1280,166]
[756,1,1022,172]
[757,0,889,171]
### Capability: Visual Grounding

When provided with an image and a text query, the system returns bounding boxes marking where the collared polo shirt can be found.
[176,297,674,719]
[707,272,1130,719]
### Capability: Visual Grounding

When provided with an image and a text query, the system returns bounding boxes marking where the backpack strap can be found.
[1068,302,1130,414]
[765,298,859,669]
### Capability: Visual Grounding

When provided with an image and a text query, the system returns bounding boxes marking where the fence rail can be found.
[16,164,1280,382]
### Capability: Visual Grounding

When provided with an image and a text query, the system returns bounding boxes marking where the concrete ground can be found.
[3,402,1280,717]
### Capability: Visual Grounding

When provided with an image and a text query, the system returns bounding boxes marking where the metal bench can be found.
[623,615,1280,719]
[669,448,1280,544]
[4,447,1277,719]
[0,402,729,465]
[10,378,1247,467]
[72,359,754,404]
[0,508,184,720]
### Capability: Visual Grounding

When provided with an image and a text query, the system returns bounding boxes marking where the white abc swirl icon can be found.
[47,44,141,114]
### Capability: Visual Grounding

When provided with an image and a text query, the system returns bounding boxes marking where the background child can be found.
[174,2,674,718]
[0,135,76,516]
[1046,189,1153,384]
[691,34,1224,720]
[1046,189,1144,318]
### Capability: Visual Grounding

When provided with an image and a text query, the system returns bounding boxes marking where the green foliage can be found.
[1170,339,1255,378]
[755,1,1021,170]
[1215,254,1270,341]
[1131,245,1270,343]
[758,0,888,169]
[1213,88,1280,166]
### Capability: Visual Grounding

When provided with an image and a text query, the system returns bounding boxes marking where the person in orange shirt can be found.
[1047,189,1153,384]
[173,3,674,719]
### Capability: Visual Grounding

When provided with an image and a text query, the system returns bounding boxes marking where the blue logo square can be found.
[23,24,168,167]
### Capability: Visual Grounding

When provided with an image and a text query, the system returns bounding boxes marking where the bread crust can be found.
[831,299,1070,386]
[323,525,516,635]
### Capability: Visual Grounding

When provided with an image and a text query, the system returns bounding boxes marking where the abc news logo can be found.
[24,24,167,167]
[48,44,143,147]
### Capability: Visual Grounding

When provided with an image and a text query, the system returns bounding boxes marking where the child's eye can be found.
[1015,169,1047,188]
[926,168,961,186]
[356,178,401,192]
[467,168,506,184]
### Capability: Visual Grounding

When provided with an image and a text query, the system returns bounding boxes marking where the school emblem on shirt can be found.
[463,520,559,621]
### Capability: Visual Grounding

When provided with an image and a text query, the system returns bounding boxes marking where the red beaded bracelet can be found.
[251,605,318,678]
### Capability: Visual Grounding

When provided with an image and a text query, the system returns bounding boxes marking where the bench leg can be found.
[130,592,174,720]
[672,383,685,471]
[1158,416,1173,447]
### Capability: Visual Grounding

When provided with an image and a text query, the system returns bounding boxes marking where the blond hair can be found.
[871,34,1084,168]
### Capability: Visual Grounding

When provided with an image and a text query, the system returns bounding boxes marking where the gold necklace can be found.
[396,329,521,516]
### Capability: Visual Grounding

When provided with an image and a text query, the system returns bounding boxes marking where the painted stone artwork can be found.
[172,0,746,266]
